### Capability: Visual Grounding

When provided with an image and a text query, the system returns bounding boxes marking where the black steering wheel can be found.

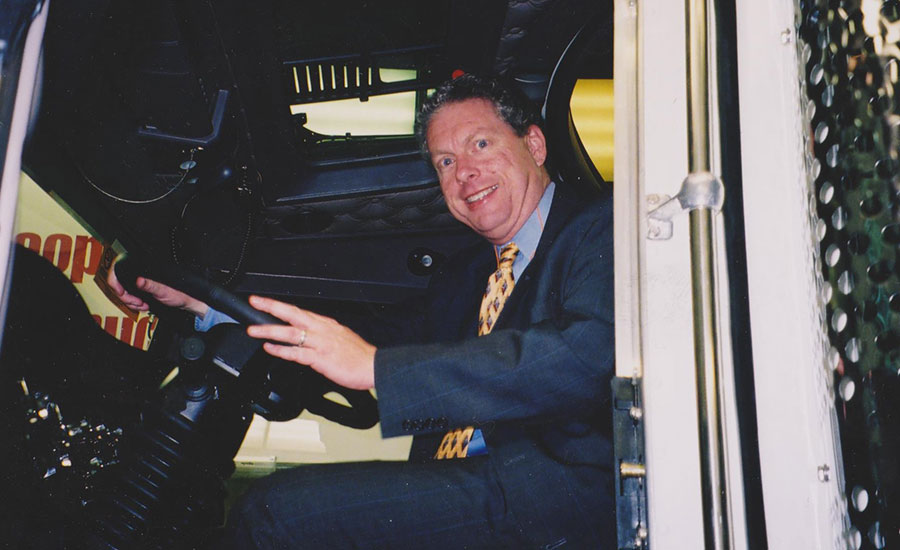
[114,256,379,429]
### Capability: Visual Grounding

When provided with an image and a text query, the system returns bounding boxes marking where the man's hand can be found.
[246,296,376,391]
[108,263,210,318]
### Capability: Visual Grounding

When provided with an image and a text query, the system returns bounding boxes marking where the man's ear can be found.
[524,125,548,166]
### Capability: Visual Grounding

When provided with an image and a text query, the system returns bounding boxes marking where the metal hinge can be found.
[647,171,725,240]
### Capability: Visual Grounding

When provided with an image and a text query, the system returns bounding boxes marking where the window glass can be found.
[290,68,418,136]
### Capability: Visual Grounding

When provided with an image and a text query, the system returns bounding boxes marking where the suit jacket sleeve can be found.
[374,198,614,438]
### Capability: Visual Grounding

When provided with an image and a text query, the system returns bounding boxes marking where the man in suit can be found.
[113,74,615,548]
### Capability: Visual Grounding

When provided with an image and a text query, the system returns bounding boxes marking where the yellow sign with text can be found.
[14,173,156,350]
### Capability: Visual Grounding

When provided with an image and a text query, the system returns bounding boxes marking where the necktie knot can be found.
[498,243,519,267]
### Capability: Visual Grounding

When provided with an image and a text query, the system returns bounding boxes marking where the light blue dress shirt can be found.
[497,181,554,281]
[194,302,237,332]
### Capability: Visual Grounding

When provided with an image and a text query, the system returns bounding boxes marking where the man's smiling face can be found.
[426,98,550,245]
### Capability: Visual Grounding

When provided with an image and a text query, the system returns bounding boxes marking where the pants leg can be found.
[221,457,526,550]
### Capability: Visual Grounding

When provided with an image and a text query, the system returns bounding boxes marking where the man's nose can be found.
[455,154,479,183]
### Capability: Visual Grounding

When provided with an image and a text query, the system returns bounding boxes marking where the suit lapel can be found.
[459,243,497,339]
[493,184,580,330]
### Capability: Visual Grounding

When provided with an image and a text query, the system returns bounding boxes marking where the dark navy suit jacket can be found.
[371,183,616,545]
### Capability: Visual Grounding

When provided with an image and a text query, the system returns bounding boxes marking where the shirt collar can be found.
[494,181,555,273]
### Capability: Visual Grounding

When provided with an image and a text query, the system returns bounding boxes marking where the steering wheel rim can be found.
[114,256,379,429]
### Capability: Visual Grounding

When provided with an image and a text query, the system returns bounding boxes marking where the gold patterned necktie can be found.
[434,242,519,459]
[478,243,519,336]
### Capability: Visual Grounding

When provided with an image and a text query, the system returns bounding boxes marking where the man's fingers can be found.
[108,273,125,295]
[116,285,148,309]
[137,277,167,298]
[118,293,144,306]
[262,342,315,365]
[247,324,309,347]
[248,295,318,326]
[248,295,376,390]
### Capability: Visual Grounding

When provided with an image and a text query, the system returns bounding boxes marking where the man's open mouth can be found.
[465,185,499,203]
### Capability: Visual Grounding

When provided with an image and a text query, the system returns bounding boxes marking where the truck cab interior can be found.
[28,0,610,300]
[0,1,614,548]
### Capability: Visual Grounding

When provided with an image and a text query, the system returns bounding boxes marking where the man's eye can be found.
[476,139,488,149]
[440,157,453,167]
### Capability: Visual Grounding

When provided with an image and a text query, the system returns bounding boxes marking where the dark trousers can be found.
[219,455,614,549]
